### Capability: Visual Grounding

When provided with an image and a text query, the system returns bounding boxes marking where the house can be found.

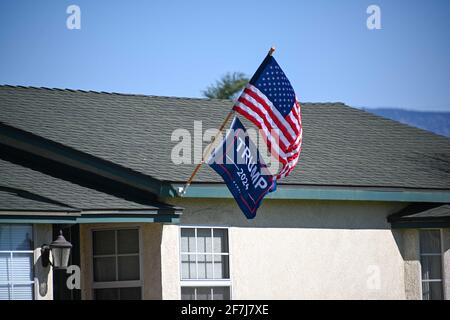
[0,85,449,300]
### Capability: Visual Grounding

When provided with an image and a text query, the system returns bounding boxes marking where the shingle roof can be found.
[0,158,172,211]
[402,204,450,219]
[388,203,450,228]
[0,189,77,212]
[1,85,450,190]
[389,203,450,220]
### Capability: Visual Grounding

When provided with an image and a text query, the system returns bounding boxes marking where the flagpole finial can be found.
[268,46,275,56]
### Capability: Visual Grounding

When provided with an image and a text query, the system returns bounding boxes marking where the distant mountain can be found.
[361,108,450,138]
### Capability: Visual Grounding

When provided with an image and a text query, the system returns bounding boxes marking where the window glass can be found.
[181,287,196,300]
[421,256,442,280]
[119,287,141,300]
[196,287,212,300]
[117,229,139,254]
[181,228,195,253]
[93,230,115,255]
[0,253,10,283]
[94,288,119,300]
[420,230,441,254]
[422,281,443,300]
[0,285,10,299]
[180,287,231,301]
[197,254,213,279]
[197,229,212,253]
[0,224,34,300]
[419,230,443,300]
[94,257,116,282]
[94,287,141,300]
[181,228,229,280]
[11,284,34,300]
[181,254,196,279]
[11,253,33,282]
[180,227,231,301]
[0,225,33,251]
[213,229,228,253]
[118,256,140,281]
[214,255,229,279]
[92,229,141,300]
[212,287,231,300]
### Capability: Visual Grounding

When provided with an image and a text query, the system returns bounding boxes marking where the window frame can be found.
[179,225,232,300]
[90,226,143,299]
[0,224,35,300]
[419,228,445,300]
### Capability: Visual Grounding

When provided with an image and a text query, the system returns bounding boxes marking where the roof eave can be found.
[164,183,450,203]
[0,207,182,224]
[0,123,169,198]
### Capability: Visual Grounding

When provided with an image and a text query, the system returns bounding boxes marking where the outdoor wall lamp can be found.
[41,230,73,269]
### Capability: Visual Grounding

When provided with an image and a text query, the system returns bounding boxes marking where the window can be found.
[181,286,230,300]
[180,227,231,300]
[0,224,34,300]
[92,228,142,300]
[420,229,444,300]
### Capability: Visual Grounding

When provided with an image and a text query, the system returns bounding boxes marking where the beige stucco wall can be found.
[443,228,450,299]
[401,229,421,300]
[160,224,181,300]
[79,223,163,300]
[163,198,408,300]
[71,202,449,300]
[33,224,53,300]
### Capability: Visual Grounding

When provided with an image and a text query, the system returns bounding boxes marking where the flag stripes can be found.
[233,84,303,179]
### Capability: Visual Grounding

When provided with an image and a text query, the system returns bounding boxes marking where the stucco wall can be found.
[164,198,408,300]
[443,228,450,299]
[401,229,421,299]
[33,224,53,300]
[71,202,449,300]
[160,224,181,300]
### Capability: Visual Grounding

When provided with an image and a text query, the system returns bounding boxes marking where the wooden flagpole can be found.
[178,46,276,196]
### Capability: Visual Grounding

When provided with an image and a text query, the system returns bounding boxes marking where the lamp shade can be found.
[50,230,72,269]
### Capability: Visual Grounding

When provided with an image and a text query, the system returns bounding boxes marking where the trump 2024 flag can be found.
[207,117,274,219]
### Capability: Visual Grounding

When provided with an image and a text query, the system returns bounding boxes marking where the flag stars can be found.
[253,62,296,117]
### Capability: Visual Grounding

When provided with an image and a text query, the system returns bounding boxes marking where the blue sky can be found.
[0,0,449,111]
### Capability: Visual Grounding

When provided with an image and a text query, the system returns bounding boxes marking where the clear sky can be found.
[0,0,449,111]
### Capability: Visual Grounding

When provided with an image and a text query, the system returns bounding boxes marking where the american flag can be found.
[233,55,303,179]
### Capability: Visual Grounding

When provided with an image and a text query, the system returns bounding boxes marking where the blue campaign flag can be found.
[207,117,275,219]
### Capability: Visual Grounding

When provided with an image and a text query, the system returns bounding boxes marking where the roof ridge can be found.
[350,105,450,139]
[0,84,234,103]
[3,84,446,138]
[0,84,343,106]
